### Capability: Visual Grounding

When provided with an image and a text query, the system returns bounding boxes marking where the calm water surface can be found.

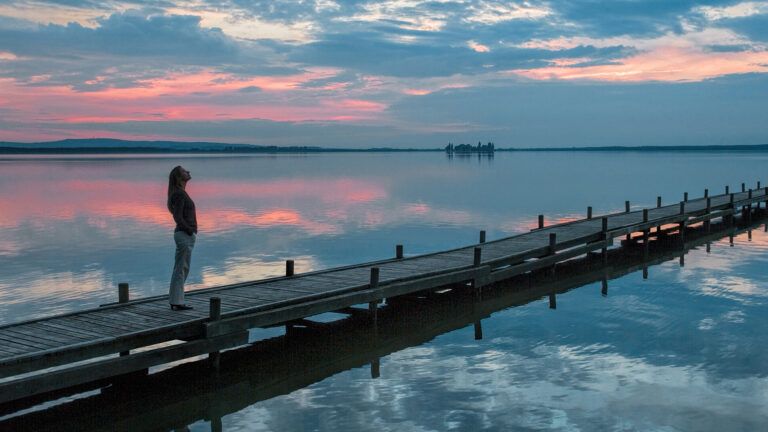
[1,152,767,430]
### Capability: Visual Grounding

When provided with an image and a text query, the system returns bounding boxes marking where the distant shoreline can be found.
[1,138,768,154]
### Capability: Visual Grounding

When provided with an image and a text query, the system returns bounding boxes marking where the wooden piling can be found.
[370,358,380,379]
[209,297,222,370]
[678,202,686,244]
[538,214,544,229]
[704,188,709,198]
[118,283,129,304]
[625,201,630,212]
[285,260,295,277]
[656,196,661,208]
[725,185,729,194]
[369,268,379,327]
[587,206,592,220]
[474,321,483,340]
[396,244,404,259]
[601,217,608,265]
[548,293,556,309]
[479,230,486,244]
[473,248,482,298]
[684,192,688,202]
[118,283,130,357]
[549,233,557,256]
[642,209,649,259]
[742,182,746,192]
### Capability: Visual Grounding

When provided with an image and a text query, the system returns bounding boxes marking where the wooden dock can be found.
[1,185,766,405]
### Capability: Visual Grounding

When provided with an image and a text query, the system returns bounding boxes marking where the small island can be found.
[445,141,495,154]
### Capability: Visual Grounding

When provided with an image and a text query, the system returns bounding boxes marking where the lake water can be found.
[1,152,768,430]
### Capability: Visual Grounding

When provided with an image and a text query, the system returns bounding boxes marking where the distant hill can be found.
[0,138,285,152]
[0,138,430,153]
[1,138,767,153]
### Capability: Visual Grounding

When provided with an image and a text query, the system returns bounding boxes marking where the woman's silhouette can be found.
[167,166,197,311]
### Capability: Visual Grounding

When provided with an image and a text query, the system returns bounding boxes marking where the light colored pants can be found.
[169,231,195,305]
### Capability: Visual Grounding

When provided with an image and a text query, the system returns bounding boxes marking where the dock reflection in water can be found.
[2,217,767,431]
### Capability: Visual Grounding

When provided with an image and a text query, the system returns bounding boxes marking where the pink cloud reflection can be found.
[0,177,387,235]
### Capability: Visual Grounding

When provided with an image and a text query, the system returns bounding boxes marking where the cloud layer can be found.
[1,0,767,146]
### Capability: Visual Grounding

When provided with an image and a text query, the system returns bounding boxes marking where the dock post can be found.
[548,233,557,256]
[370,358,380,379]
[369,268,379,328]
[725,185,729,194]
[684,192,688,202]
[285,260,294,277]
[479,230,486,244]
[625,201,630,213]
[679,254,685,267]
[642,209,649,260]
[742,182,746,192]
[765,186,768,209]
[587,206,592,220]
[548,233,557,275]
[538,214,544,229]
[396,244,404,259]
[473,247,482,299]
[601,276,608,296]
[705,198,712,232]
[729,193,736,226]
[758,181,761,189]
[118,283,130,357]
[678,202,686,244]
[548,293,556,309]
[656,196,662,208]
[601,217,609,265]
[704,188,709,198]
[209,297,222,370]
[474,321,483,340]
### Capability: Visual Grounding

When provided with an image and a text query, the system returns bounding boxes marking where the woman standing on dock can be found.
[167,166,197,311]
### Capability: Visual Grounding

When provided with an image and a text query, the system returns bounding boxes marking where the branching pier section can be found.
[1,185,767,404]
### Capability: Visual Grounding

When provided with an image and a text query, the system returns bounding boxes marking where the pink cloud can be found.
[514,47,768,82]
[0,69,390,140]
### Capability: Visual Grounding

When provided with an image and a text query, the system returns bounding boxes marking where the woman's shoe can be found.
[170,304,194,311]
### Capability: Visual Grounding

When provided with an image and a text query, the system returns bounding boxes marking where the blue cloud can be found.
[717,14,768,42]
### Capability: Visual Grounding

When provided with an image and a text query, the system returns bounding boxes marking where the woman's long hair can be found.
[167,166,185,213]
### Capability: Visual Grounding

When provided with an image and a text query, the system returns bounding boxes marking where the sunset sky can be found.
[1,1,767,147]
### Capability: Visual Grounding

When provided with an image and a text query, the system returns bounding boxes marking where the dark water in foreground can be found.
[1,152,767,431]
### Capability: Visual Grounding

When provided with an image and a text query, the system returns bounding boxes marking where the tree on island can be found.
[445,141,494,153]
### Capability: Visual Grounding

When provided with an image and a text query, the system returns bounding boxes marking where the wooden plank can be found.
[0,330,61,350]
[2,325,80,346]
[63,315,143,335]
[0,337,40,355]
[0,330,249,404]
[55,317,126,337]
[119,306,188,324]
[205,266,490,338]
[97,308,181,328]
[19,323,95,343]
[0,319,202,379]
[36,321,107,340]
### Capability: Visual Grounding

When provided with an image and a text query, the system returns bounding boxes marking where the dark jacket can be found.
[170,189,198,235]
